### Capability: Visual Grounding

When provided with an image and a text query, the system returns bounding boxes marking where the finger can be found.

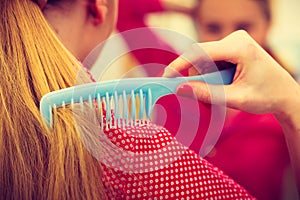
[163,41,220,77]
[164,30,257,78]
[163,41,239,78]
[176,81,242,109]
[162,56,192,77]
[176,82,212,104]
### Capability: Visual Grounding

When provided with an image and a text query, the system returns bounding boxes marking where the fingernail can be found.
[176,84,194,97]
[163,67,181,77]
[162,67,174,77]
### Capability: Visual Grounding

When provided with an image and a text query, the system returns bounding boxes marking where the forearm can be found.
[274,96,300,193]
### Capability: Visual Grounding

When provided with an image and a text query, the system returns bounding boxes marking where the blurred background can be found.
[146,0,300,77]
[95,0,300,81]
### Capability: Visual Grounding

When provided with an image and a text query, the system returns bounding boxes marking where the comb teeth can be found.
[40,67,236,129]
[52,88,154,131]
[101,88,152,130]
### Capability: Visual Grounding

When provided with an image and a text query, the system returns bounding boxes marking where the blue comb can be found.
[40,67,235,129]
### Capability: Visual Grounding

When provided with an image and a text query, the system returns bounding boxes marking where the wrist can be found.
[274,85,300,134]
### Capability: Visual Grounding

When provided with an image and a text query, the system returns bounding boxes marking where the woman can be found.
[0,0,253,199]
[164,29,300,198]
[183,0,295,199]
[194,0,293,73]
[0,0,108,199]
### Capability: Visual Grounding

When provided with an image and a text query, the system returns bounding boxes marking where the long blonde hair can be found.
[0,0,107,199]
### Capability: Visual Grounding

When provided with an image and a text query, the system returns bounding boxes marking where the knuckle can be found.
[193,84,211,103]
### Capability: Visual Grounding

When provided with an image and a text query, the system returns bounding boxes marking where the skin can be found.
[42,0,300,194]
[43,0,118,61]
[163,30,300,194]
[195,0,270,46]
[160,0,198,14]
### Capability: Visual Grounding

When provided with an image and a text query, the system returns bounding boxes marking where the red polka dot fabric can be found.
[100,120,255,199]
[83,68,254,199]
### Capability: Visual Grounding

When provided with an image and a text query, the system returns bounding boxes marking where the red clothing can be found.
[205,110,290,200]
[101,120,254,199]
[158,95,291,200]
[85,67,254,199]
[117,0,164,30]
[117,0,178,76]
